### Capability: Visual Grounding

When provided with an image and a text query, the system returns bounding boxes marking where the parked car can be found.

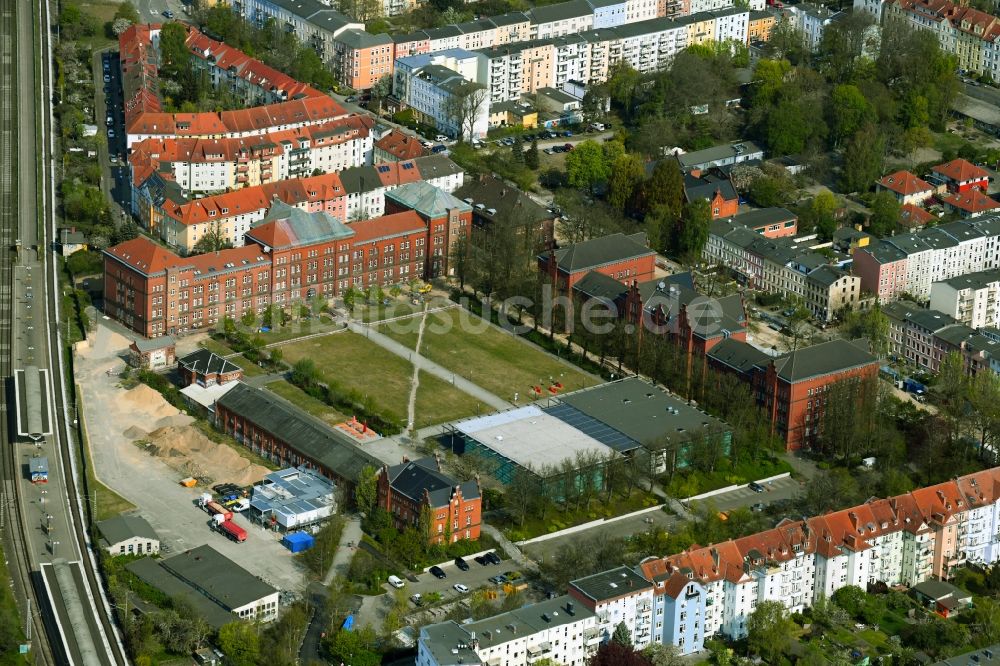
[454,557,470,571]
[562,130,573,137]
[485,551,502,565]
[563,143,574,151]
[162,9,174,18]
[551,145,564,153]
[543,148,554,155]
[429,566,446,579]
[751,502,766,513]
[410,593,423,606]
[748,481,765,493]
[435,134,449,143]
[474,555,489,566]
[488,574,508,584]
[103,74,111,83]
[431,144,448,153]
[453,583,470,593]
[388,575,405,589]
[345,95,357,103]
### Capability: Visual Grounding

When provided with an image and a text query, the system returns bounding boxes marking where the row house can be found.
[135,155,463,252]
[703,218,860,322]
[392,12,532,59]
[929,269,1000,330]
[119,25,348,148]
[884,0,1000,75]
[881,301,973,372]
[853,216,1000,302]
[103,184,467,338]
[128,115,374,199]
[231,0,363,61]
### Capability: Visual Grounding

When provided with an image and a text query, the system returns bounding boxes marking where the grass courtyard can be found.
[378,308,600,403]
[278,331,483,427]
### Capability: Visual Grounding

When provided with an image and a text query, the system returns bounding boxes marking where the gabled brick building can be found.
[376,457,482,544]
[540,232,656,291]
[177,349,244,388]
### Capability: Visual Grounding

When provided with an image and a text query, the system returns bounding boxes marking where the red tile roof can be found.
[933,158,990,184]
[941,189,1000,214]
[350,211,427,243]
[104,236,182,275]
[878,170,933,196]
[899,203,935,227]
[375,129,426,161]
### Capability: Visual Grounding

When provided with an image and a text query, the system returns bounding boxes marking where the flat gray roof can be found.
[557,378,731,447]
[158,545,276,611]
[454,406,613,470]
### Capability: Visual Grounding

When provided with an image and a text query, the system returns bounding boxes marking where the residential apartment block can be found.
[393,52,490,139]
[930,269,1000,330]
[419,467,1000,660]
[853,216,1000,302]
[882,302,977,372]
[134,155,464,253]
[330,29,395,91]
[128,115,374,199]
[103,186,470,337]
[376,457,482,543]
[119,25,348,147]
[231,0,364,62]
[703,218,861,322]
[883,0,1000,75]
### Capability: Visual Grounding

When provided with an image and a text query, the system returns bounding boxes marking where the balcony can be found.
[584,629,603,645]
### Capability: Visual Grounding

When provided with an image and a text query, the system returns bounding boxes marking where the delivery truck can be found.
[29,457,48,484]
[218,520,247,543]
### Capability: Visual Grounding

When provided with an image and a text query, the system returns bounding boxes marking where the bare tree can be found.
[444,82,489,142]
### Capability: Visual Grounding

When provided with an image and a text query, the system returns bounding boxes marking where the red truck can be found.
[205,501,233,521]
[219,520,247,543]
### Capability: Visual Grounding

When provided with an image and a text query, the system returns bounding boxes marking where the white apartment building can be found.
[232,0,363,62]
[569,567,656,649]
[530,0,597,38]
[417,595,600,666]
[393,61,490,140]
[418,468,1000,660]
[930,269,1000,330]
[787,2,843,50]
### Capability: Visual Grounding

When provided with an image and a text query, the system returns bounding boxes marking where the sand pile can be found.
[141,425,270,487]
[121,384,180,421]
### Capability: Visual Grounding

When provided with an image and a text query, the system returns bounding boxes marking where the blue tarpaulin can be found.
[282,531,315,553]
[342,614,355,631]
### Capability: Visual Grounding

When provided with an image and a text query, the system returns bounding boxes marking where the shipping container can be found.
[205,501,233,521]
[282,532,315,553]
[29,457,48,484]
[219,520,247,542]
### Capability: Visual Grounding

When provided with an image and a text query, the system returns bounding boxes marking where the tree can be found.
[589,641,652,666]
[217,621,260,666]
[158,22,191,82]
[445,83,489,142]
[192,221,234,254]
[606,61,642,119]
[525,137,540,170]
[369,74,392,114]
[840,123,886,193]
[607,153,645,213]
[354,464,378,514]
[641,160,684,218]
[829,84,874,147]
[611,621,633,647]
[565,140,610,191]
[869,190,900,237]
[746,600,793,662]
[114,1,140,23]
[675,199,712,259]
[642,642,684,666]
[804,189,839,240]
[324,626,380,666]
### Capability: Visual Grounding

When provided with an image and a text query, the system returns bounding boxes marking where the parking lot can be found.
[393,553,523,606]
[688,474,803,514]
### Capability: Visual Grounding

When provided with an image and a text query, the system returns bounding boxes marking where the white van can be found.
[388,575,405,589]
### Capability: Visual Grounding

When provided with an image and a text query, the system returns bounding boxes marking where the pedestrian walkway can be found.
[347,320,512,411]
[480,522,533,569]
[323,515,363,586]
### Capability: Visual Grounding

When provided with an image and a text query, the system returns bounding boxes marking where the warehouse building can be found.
[96,515,160,557]
[127,545,279,626]
[545,378,732,474]
[251,466,338,530]
[446,405,615,494]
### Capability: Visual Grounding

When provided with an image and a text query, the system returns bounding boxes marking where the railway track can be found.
[0,2,55,663]
[32,0,130,661]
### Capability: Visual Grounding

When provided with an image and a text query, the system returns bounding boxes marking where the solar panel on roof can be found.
[402,163,414,170]
[377,165,391,173]
[544,403,640,453]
